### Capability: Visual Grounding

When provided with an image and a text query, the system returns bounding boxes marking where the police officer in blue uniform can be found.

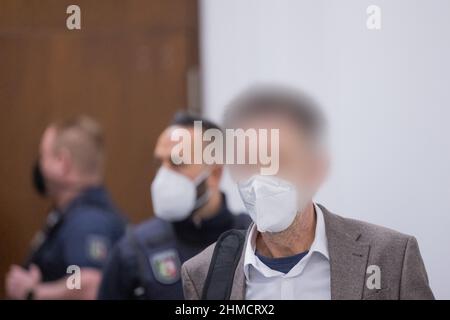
[98,112,250,300]
[5,116,126,300]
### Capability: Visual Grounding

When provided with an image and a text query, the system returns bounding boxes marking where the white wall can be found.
[200,0,450,299]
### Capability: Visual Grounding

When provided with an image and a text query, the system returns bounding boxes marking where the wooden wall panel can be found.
[0,0,199,298]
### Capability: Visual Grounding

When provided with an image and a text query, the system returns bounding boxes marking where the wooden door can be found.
[0,0,199,298]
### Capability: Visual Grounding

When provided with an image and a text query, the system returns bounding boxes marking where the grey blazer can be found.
[181,205,434,300]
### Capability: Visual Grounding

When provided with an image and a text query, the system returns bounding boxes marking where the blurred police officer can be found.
[97,112,250,300]
[5,115,126,299]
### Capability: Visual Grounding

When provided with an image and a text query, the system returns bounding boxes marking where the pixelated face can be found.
[228,113,328,193]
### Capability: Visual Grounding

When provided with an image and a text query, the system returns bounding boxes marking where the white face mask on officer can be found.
[237,175,311,233]
[151,166,211,222]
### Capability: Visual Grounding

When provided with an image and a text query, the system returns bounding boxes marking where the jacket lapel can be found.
[230,254,246,299]
[319,205,370,300]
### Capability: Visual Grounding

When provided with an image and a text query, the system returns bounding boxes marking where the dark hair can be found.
[223,85,327,143]
[171,111,222,132]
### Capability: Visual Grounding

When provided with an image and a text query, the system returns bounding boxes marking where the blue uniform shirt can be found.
[27,186,127,282]
[98,193,250,300]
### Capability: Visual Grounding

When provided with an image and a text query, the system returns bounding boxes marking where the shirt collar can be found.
[310,204,329,260]
[244,203,329,278]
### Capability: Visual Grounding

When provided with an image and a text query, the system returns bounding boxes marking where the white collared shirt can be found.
[244,204,331,300]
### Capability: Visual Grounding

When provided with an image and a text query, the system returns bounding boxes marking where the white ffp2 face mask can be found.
[151,167,210,222]
[237,175,309,233]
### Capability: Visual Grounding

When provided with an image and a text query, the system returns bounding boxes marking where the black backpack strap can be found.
[201,229,246,300]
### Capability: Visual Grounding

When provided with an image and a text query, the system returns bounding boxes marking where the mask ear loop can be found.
[193,170,212,211]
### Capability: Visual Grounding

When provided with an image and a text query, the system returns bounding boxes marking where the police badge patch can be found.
[149,249,181,285]
[87,235,109,262]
